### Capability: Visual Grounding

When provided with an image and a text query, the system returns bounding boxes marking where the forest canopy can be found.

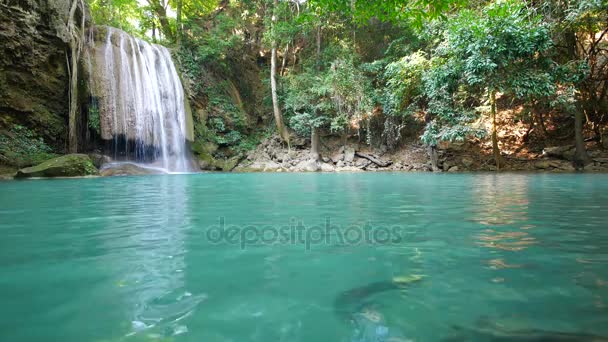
[83,0,607,170]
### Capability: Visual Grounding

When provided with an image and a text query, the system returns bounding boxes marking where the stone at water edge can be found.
[15,154,99,178]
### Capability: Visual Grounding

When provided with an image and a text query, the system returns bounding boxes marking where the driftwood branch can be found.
[355,152,392,167]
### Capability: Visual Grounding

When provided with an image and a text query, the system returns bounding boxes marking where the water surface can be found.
[1,173,608,341]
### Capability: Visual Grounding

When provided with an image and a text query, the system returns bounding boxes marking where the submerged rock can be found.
[100,163,165,176]
[15,154,98,178]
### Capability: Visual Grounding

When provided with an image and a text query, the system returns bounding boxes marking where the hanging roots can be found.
[66,0,86,153]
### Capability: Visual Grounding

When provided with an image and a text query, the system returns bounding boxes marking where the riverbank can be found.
[229,134,608,173]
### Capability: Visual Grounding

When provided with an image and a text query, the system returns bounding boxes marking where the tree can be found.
[270,0,290,146]
[436,0,554,170]
[146,0,174,41]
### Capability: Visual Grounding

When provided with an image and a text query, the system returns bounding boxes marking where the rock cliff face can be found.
[0,0,74,149]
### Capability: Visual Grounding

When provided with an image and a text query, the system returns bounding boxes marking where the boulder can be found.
[448,166,459,173]
[293,159,320,172]
[16,154,98,178]
[461,156,474,168]
[320,163,335,172]
[534,160,552,169]
[331,146,345,163]
[344,147,356,163]
[100,163,164,176]
[355,158,369,168]
[543,145,575,161]
[262,161,282,172]
[88,153,112,168]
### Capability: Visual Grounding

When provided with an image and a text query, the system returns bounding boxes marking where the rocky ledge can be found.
[229,136,608,173]
[15,154,99,178]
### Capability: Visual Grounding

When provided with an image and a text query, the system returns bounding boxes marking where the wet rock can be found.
[100,162,165,176]
[198,158,217,171]
[0,0,77,148]
[16,154,98,178]
[448,166,459,172]
[88,153,112,169]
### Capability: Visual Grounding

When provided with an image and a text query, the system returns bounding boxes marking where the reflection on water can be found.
[470,175,531,227]
[476,229,537,251]
[101,176,206,339]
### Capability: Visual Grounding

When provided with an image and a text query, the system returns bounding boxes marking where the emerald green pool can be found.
[1,173,608,341]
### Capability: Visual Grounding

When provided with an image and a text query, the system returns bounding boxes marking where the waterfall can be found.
[87,27,194,173]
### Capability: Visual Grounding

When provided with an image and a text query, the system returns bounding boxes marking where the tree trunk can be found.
[176,0,182,47]
[574,109,590,170]
[490,89,502,171]
[428,146,438,171]
[280,43,289,76]
[67,0,84,154]
[270,0,289,146]
[310,24,322,161]
[147,0,174,41]
[311,127,320,161]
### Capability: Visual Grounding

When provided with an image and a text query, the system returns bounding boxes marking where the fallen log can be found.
[355,152,393,167]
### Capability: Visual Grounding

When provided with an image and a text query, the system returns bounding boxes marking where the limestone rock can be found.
[0,1,77,148]
[293,159,320,172]
[100,163,164,176]
[320,163,335,172]
[461,156,474,168]
[16,154,98,178]
[543,145,575,161]
[534,160,552,169]
[88,153,112,168]
[344,147,355,163]
[448,166,459,172]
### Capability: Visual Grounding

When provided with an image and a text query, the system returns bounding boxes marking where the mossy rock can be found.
[197,153,242,172]
[15,154,99,178]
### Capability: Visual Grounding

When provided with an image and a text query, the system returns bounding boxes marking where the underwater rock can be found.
[100,162,165,176]
[15,154,98,178]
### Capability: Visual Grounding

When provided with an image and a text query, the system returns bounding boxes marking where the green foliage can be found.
[88,101,101,134]
[0,125,57,167]
[416,0,561,145]
[382,51,430,117]
[88,0,145,37]
[308,0,464,26]
[283,52,373,137]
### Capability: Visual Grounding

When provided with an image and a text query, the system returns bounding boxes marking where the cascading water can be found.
[87,27,194,173]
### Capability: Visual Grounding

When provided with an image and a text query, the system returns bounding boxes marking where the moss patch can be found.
[15,154,99,178]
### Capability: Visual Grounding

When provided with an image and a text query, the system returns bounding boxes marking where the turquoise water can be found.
[1,173,608,341]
